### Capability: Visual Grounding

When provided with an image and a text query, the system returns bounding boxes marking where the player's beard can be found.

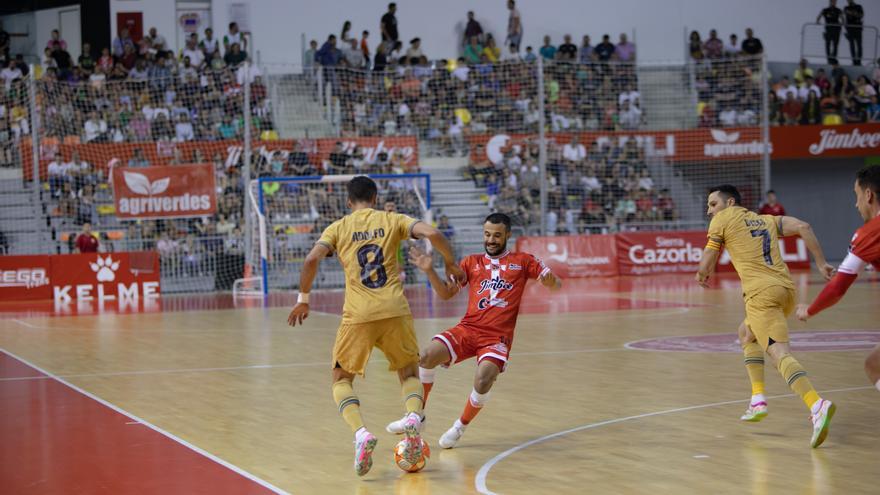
[484,239,507,257]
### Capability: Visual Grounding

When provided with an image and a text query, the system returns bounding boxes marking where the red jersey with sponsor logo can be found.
[845,215,880,271]
[456,251,549,342]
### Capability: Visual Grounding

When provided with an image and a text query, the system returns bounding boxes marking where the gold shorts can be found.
[744,286,796,350]
[332,315,419,375]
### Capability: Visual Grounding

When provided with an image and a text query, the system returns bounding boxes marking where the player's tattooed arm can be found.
[695,247,720,288]
[779,216,835,280]
[408,245,460,300]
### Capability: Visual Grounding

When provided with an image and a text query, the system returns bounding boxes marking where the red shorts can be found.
[433,324,511,372]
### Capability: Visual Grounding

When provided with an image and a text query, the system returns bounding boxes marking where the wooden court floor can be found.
[1,273,878,494]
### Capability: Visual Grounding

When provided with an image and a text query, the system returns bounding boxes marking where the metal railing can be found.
[800,22,879,65]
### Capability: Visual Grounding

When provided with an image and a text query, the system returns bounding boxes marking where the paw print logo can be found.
[90,255,120,282]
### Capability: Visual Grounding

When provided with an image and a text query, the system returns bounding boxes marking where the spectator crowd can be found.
[306,2,642,146]
[466,135,675,233]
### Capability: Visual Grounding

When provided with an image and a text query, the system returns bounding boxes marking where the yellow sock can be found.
[332,380,364,432]
[401,376,424,415]
[742,342,765,395]
[778,355,821,409]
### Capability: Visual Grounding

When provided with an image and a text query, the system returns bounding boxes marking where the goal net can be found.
[241,173,431,296]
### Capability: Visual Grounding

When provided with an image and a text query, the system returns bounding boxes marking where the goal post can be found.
[239,173,432,297]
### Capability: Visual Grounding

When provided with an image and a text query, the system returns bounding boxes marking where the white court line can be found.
[0,360,330,382]
[474,384,874,495]
[0,347,291,495]
[0,348,631,382]
[10,318,83,330]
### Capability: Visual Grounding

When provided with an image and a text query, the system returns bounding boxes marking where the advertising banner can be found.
[0,255,52,301]
[0,252,160,302]
[112,164,217,219]
[515,235,618,277]
[517,231,810,278]
[50,252,160,303]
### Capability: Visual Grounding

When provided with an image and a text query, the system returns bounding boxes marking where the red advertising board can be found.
[21,136,419,180]
[0,252,159,302]
[468,123,880,166]
[770,123,880,159]
[50,252,160,303]
[0,255,52,301]
[616,231,707,275]
[517,231,810,278]
[112,164,217,219]
[515,234,618,277]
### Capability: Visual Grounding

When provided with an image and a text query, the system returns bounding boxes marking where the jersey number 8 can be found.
[356,244,388,288]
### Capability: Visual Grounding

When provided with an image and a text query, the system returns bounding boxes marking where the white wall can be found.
[205,0,880,65]
[1,5,81,63]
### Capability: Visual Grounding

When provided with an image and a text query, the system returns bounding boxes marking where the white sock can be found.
[419,367,436,384]
[453,418,466,430]
[751,393,766,405]
[875,379,880,392]
[469,388,491,408]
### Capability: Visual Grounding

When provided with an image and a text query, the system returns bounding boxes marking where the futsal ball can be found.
[393,438,431,473]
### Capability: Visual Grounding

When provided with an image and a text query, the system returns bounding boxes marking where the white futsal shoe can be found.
[353,429,377,476]
[439,419,466,449]
[810,399,836,449]
[386,413,426,434]
[400,413,424,465]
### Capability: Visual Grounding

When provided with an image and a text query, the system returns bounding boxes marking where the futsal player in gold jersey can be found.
[287,176,463,475]
[695,185,837,448]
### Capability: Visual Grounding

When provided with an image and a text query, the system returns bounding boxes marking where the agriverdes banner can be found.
[112,164,216,219]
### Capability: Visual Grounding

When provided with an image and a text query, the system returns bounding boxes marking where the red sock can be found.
[422,382,434,406]
[460,394,484,425]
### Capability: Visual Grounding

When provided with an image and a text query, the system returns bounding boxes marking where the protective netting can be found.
[249,174,430,292]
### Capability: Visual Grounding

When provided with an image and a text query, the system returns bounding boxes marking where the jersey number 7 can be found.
[750,229,773,266]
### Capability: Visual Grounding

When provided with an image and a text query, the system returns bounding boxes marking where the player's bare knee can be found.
[332,367,354,383]
[474,374,496,394]
[420,340,450,368]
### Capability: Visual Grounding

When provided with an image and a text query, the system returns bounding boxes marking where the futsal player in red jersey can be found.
[797,164,880,392]
[386,212,562,448]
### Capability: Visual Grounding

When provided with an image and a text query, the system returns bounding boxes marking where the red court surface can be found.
[0,351,283,495]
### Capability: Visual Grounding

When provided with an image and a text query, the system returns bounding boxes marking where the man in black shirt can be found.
[844,0,864,65]
[593,35,616,62]
[557,34,577,61]
[463,11,483,45]
[381,3,398,50]
[817,0,843,64]
[741,28,764,56]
